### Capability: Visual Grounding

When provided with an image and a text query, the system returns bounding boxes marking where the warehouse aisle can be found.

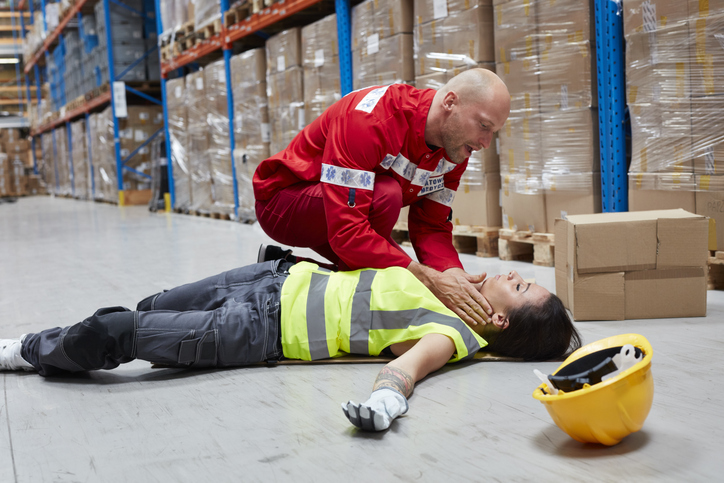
[1,197,723,482]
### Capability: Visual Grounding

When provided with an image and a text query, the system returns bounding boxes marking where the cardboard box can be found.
[378,0,414,36]
[691,96,724,175]
[695,175,724,250]
[545,189,600,232]
[452,173,502,227]
[689,14,724,97]
[622,0,689,38]
[266,28,302,75]
[500,175,547,232]
[415,20,447,76]
[493,0,538,64]
[539,41,597,112]
[628,174,697,212]
[443,5,495,64]
[537,0,594,42]
[496,59,540,113]
[1,128,21,142]
[555,209,709,320]
[4,140,30,154]
[415,0,492,26]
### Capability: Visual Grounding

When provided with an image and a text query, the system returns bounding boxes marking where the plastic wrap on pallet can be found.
[230,48,270,222]
[70,119,90,200]
[160,0,191,36]
[302,14,342,125]
[266,28,303,76]
[624,2,724,191]
[40,133,55,190]
[166,77,192,211]
[194,0,221,30]
[186,69,213,213]
[352,0,414,90]
[118,106,164,192]
[54,125,72,196]
[413,0,494,77]
[92,108,119,202]
[204,59,234,216]
[267,67,304,155]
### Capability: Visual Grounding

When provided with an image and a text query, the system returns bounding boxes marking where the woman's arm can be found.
[342,334,455,431]
[374,333,456,397]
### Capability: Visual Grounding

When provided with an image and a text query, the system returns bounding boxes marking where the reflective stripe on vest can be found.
[280,263,486,361]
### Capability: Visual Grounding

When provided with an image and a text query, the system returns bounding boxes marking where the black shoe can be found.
[257,244,295,263]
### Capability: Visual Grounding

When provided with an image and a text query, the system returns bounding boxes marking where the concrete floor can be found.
[1,196,723,482]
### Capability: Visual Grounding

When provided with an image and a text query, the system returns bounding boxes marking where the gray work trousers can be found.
[22,260,290,377]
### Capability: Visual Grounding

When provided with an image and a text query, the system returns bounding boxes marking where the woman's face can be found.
[480,270,551,316]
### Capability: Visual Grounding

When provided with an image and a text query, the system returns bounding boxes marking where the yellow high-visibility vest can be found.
[280,262,487,362]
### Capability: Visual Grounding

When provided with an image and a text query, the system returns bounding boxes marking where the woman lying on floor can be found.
[0,256,581,432]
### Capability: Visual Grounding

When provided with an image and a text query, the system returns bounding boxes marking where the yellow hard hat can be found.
[532,333,654,446]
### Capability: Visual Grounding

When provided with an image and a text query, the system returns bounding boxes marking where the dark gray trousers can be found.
[22,261,290,377]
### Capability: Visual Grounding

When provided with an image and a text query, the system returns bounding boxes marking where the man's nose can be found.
[480,132,493,149]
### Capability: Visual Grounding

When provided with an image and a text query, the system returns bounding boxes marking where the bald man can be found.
[253,69,511,326]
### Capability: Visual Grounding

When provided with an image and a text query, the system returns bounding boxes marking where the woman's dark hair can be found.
[487,293,581,361]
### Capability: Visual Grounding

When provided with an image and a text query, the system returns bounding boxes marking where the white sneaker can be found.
[0,336,35,371]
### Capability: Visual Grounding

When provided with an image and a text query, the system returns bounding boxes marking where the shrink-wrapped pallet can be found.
[205,59,234,216]
[166,76,192,211]
[352,0,414,90]
[231,48,270,222]
[302,14,342,125]
[187,69,213,212]
[71,119,90,200]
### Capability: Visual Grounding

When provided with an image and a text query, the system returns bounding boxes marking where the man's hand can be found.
[407,261,493,327]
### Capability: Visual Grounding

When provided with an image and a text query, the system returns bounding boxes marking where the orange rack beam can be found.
[161,0,323,76]
[31,90,111,136]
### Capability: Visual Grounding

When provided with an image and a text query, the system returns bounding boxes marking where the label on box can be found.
[502,214,509,229]
[314,49,324,67]
[648,32,658,64]
[155,113,163,124]
[705,146,716,175]
[367,34,379,55]
[642,0,657,33]
[139,147,149,155]
[433,0,448,19]
[174,86,182,98]
[134,129,146,142]
[133,31,142,39]
[235,113,243,130]
[120,128,133,139]
[261,123,271,143]
[277,55,286,72]
[298,109,305,130]
[196,77,204,90]
[560,210,568,220]
[121,148,130,158]
[560,84,569,110]
[113,81,128,118]
[139,112,149,122]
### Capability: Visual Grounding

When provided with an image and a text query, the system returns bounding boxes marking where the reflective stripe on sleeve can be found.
[349,270,377,355]
[320,163,375,190]
[426,187,456,207]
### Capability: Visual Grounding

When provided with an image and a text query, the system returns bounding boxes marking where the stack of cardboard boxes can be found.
[166,76,192,211]
[89,105,163,202]
[266,28,305,156]
[352,0,414,90]
[231,48,271,222]
[556,209,708,320]
[0,129,41,198]
[205,58,235,216]
[624,0,724,250]
[495,0,600,234]
[302,14,342,126]
[70,120,91,200]
[187,69,214,212]
[54,125,72,197]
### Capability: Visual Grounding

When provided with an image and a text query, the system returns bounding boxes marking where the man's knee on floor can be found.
[62,307,135,369]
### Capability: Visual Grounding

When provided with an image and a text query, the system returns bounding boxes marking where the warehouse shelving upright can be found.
[20,0,163,204]
[594,0,628,213]
[155,0,353,217]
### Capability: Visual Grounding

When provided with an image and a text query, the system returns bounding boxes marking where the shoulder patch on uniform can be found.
[355,86,390,113]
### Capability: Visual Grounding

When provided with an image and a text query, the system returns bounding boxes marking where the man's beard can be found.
[441,126,468,165]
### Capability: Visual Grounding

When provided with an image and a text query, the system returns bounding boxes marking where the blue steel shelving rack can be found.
[594,0,628,213]
[20,0,163,204]
[155,0,353,216]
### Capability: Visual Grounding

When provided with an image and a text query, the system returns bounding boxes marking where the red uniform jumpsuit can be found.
[253,84,467,272]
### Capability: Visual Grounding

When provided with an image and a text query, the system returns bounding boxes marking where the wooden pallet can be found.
[498,229,555,267]
[224,1,252,27]
[194,19,223,46]
[392,223,500,258]
[708,251,724,290]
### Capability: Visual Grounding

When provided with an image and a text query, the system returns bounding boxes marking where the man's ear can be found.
[491,313,509,330]
[443,90,458,111]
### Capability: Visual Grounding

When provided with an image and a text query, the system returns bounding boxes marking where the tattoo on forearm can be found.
[374,366,415,398]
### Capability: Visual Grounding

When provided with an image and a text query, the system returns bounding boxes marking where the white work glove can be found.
[341,388,409,431]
